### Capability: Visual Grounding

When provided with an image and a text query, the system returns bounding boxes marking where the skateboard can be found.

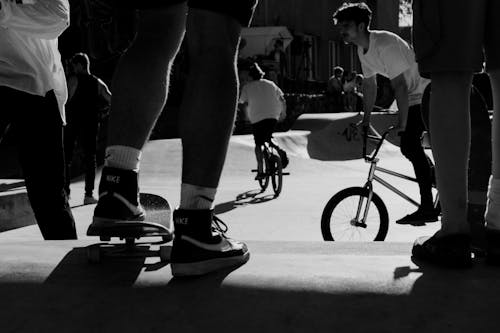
[86,193,173,263]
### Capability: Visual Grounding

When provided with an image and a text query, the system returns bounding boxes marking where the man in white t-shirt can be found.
[333,2,437,224]
[0,0,76,239]
[239,62,287,179]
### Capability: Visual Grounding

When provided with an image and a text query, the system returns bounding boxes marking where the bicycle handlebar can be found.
[362,125,396,161]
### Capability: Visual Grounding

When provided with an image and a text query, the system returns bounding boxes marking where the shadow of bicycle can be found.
[214,189,276,215]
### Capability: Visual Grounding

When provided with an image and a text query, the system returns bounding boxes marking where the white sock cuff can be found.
[104,145,142,172]
[180,183,217,210]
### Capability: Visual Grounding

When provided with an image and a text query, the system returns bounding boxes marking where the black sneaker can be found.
[396,207,440,225]
[412,233,472,268]
[486,228,500,265]
[91,167,145,228]
[171,209,250,277]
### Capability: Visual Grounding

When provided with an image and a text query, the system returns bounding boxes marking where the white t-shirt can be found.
[0,0,69,122]
[239,79,284,124]
[358,30,430,106]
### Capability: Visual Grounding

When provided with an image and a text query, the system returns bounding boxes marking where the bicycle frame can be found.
[355,126,439,224]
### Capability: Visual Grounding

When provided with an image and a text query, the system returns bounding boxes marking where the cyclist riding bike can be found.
[239,62,288,180]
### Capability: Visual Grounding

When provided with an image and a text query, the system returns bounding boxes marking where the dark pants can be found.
[400,104,435,208]
[64,115,98,197]
[0,86,77,240]
[251,118,277,146]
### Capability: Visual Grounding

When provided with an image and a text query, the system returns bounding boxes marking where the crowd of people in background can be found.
[326,65,364,113]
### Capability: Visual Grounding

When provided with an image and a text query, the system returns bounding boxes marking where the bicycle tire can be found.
[258,149,270,191]
[321,187,389,241]
[270,154,283,197]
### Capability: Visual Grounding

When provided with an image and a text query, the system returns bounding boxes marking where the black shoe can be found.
[171,209,250,277]
[486,228,500,265]
[396,208,440,225]
[91,167,145,227]
[412,233,472,268]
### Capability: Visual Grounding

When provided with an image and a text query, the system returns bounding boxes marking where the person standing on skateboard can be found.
[332,2,437,225]
[89,0,257,277]
[0,0,77,240]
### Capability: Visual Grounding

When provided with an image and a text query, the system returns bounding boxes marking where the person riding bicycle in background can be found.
[333,2,438,225]
[239,62,288,180]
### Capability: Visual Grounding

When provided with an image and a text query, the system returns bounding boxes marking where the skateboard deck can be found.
[86,193,173,263]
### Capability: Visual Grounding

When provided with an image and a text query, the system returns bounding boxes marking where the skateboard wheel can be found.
[87,245,101,263]
[159,246,171,262]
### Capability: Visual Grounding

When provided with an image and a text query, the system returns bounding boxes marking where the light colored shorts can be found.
[413,0,500,77]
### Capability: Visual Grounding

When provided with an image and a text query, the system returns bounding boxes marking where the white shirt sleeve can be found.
[379,43,411,80]
[0,0,69,39]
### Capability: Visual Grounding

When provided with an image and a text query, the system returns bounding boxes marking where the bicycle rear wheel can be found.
[270,154,283,197]
[321,187,389,241]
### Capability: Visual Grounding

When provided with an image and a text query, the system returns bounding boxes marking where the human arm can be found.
[0,0,69,39]
[278,92,286,122]
[360,75,377,126]
[66,75,77,102]
[390,73,409,133]
[97,78,112,105]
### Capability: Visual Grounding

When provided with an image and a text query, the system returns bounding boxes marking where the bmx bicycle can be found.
[252,140,289,197]
[321,125,439,241]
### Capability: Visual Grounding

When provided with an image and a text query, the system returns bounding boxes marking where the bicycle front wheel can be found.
[270,154,283,197]
[321,187,389,241]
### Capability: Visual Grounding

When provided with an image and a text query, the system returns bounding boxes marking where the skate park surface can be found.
[1,113,497,332]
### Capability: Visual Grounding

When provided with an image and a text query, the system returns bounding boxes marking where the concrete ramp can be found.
[235,113,402,161]
[0,240,497,332]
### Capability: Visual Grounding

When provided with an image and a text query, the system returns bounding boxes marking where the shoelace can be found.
[212,215,228,237]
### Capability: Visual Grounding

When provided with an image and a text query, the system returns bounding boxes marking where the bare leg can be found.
[179,9,242,188]
[490,70,500,179]
[107,5,187,149]
[429,71,472,235]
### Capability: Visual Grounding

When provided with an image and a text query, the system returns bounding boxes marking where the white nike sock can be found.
[104,145,142,172]
[485,176,500,231]
[180,183,217,210]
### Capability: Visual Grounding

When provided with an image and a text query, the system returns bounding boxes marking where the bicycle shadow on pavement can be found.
[215,189,276,215]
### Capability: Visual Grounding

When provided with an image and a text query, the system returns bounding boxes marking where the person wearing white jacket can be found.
[0,0,76,239]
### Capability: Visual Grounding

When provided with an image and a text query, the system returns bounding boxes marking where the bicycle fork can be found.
[354,159,379,228]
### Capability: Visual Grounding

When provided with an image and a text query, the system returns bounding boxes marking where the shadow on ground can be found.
[214,189,276,215]
[1,247,500,332]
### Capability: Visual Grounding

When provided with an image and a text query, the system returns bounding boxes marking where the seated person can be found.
[239,63,288,179]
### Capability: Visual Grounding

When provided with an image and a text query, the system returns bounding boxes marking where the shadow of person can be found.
[393,257,500,331]
[44,246,169,287]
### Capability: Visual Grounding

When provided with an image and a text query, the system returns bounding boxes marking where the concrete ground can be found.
[1,113,496,332]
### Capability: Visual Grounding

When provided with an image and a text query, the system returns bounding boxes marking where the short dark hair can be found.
[249,63,265,80]
[333,2,372,27]
[70,52,90,68]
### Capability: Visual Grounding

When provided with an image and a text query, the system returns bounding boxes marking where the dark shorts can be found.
[116,0,258,26]
[413,0,500,77]
[252,118,277,146]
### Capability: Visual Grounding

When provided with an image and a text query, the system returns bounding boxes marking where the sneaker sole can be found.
[171,252,250,277]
